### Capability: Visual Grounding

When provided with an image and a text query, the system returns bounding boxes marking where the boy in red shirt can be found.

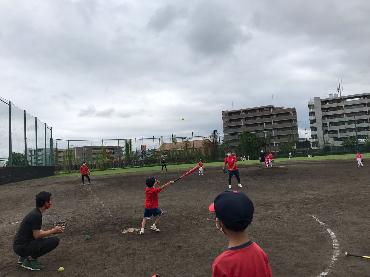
[223,152,242,189]
[198,159,205,176]
[209,191,272,277]
[139,177,174,235]
[80,161,91,184]
[356,152,364,167]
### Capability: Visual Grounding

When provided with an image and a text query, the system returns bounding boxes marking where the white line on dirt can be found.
[311,215,340,277]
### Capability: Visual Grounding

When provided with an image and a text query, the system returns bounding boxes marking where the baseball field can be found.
[1,159,370,277]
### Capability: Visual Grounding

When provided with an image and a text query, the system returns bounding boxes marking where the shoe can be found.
[139,228,144,235]
[228,185,232,189]
[21,259,42,271]
[17,256,26,265]
[150,225,160,232]
[238,183,243,188]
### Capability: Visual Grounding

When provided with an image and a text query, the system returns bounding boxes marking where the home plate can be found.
[121,227,140,234]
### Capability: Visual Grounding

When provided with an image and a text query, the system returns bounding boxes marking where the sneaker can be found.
[17,256,26,265]
[238,183,243,188]
[139,228,144,235]
[150,225,160,232]
[21,259,42,271]
[228,185,232,189]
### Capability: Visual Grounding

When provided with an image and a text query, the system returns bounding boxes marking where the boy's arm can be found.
[160,180,174,190]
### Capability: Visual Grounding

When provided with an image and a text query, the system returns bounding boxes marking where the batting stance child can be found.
[209,191,272,277]
[223,153,242,189]
[139,177,174,235]
[13,191,65,271]
[80,161,91,184]
[356,152,364,167]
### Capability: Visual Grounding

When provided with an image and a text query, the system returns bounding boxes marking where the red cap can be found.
[208,202,215,212]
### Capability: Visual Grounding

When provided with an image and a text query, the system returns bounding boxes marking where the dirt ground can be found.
[1,160,370,277]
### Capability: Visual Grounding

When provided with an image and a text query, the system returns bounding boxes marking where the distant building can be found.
[159,139,210,154]
[308,92,370,148]
[222,105,298,151]
[74,146,123,163]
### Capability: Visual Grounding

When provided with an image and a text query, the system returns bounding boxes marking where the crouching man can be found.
[13,191,65,271]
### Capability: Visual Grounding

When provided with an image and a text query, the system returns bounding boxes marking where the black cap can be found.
[146,177,156,187]
[209,191,254,232]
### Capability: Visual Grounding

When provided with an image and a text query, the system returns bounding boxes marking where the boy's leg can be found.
[235,170,242,187]
[81,175,85,184]
[140,217,147,234]
[228,171,233,189]
[87,175,91,184]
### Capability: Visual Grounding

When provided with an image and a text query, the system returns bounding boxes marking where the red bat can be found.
[174,164,200,182]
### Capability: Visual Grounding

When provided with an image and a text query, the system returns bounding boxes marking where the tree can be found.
[342,137,356,150]
[10,152,28,166]
[238,132,266,159]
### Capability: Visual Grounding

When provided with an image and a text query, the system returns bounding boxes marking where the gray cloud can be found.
[0,0,370,151]
[148,5,183,32]
[186,2,249,56]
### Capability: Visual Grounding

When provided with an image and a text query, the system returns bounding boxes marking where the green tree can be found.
[238,132,266,159]
[11,152,28,166]
[342,137,356,150]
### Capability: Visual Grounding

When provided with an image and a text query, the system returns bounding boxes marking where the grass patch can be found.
[55,153,365,178]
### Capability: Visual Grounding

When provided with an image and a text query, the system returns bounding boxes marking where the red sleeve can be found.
[80,166,83,174]
[224,158,228,166]
[154,187,162,193]
[212,261,228,277]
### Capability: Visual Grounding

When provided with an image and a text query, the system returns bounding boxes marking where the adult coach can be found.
[80,161,91,184]
[160,155,167,172]
[223,152,242,189]
[13,191,65,271]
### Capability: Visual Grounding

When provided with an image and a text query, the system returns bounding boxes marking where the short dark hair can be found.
[36,191,52,208]
[146,177,156,187]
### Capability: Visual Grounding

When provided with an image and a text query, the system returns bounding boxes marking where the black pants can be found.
[161,164,167,171]
[82,174,91,184]
[14,237,59,259]
[228,169,241,185]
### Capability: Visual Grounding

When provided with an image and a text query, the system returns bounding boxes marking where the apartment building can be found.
[308,93,370,148]
[222,105,298,151]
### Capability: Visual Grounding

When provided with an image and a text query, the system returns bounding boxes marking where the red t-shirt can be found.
[356,153,363,159]
[267,154,273,161]
[224,156,238,171]
[198,161,204,167]
[80,164,89,175]
[144,187,162,209]
[212,241,272,277]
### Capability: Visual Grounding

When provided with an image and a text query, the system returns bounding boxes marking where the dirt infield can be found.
[1,160,370,277]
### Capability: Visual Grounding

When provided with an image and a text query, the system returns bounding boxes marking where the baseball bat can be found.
[345,252,370,259]
[174,164,200,182]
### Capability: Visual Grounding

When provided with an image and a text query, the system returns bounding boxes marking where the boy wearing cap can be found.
[223,152,242,189]
[209,191,272,277]
[139,177,174,235]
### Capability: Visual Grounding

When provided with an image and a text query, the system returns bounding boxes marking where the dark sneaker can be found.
[17,256,26,265]
[21,259,42,271]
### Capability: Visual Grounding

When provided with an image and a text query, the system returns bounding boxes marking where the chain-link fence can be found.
[54,132,223,172]
[0,97,53,167]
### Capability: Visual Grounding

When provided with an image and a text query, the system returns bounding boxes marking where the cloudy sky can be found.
[1,0,370,153]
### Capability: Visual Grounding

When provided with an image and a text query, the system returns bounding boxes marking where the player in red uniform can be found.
[356,152,364,167]
[198,159,204,176]
[80,161,91,184]
[223,152,242,189]
[209,191,272,277]
[139,177,174,235]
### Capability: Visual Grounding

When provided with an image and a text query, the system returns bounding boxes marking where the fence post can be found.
[35,117,38,166]
[50,127,53,166]
[8,101,12,167]
[44,123,47,166]
[24,110,27,164]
